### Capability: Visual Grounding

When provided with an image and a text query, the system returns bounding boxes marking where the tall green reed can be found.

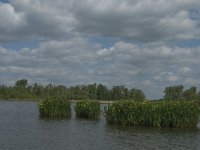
[105,100,200,128]
[75,100,100,119]
[38,97,71,118]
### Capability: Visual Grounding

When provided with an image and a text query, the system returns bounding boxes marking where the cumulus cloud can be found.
[0,0,75,42]
[0,0,200,42]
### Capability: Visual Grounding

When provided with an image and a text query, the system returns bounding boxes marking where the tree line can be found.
[163,85,200,101]
[0,79,145,101]
[0,79,200,101]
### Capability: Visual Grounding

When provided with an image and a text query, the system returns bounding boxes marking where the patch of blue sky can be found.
[175,39,200,48]
[0,38,42,51]
[88,35,145,48]
[0,0,9,3]
[88,35,120,48]
[189,9,200,20]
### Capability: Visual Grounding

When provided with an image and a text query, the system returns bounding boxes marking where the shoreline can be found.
[0,99,114,104]
[69,100,114,104]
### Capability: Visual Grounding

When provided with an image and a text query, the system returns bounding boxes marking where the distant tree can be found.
[15,79,28,88]
[163,85,184,100]
[123,87,130,100]
[96,84,108,100]
[32,83,44,98]
[182,86,197,100]
[0,79,149,101]
[0,85,7,98]
[13,79,29,99]
[111,86,130,100]
[129,88,145,101]
[197,91,200,102]
[87,83,97,99]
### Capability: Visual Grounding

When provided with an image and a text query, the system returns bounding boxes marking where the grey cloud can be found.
[0,0,200,42]
[0,0,75,42]
[72,0,200,42]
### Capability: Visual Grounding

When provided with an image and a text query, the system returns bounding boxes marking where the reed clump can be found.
[38,97,71,118]
[75,100,100,119]
[105,100,200,128]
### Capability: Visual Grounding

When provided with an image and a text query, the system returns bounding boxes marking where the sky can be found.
[0,0,200,99]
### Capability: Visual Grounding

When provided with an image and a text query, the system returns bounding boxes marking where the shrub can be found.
[75,100,100,119]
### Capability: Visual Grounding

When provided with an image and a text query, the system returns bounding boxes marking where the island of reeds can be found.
[105,100,200,128]
[38,97,71,118]
[75,100,100,119]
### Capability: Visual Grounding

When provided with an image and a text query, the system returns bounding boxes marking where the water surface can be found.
[0,101,200,150]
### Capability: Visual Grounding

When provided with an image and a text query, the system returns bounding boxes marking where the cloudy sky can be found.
[0,0,200,99]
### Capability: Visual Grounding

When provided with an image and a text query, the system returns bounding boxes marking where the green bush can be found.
[38,97,71,118]
[75,100,100,119]
[105,100,200,128]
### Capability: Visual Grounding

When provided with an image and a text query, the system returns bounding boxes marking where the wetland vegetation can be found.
[105,100,200,128]
[38,97,71,118]
[75,100,100,119]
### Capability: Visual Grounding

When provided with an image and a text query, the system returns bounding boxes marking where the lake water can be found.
[0,101,200,150]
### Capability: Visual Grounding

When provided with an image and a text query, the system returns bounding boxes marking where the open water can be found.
[0,101,200,150]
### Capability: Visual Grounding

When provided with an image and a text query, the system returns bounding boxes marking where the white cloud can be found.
[0,2,23,28]
[154,72,180,82]
[184,78,200,86]
[177,67,191,74]
[158,11,199,40]
[143,80,152,86]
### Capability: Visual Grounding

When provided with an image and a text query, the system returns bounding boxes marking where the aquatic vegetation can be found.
[75,100,100,119]
[38,97,71,118]
[105,100,200,128]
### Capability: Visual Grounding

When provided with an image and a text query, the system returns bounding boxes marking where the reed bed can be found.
[75,100,100,119]
[105,100,200,128]
[38,97,71,118]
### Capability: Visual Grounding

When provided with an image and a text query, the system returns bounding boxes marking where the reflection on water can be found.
[0,101,200,150]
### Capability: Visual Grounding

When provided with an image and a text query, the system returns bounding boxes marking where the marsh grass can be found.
[105,100,200,128]
[75,100,100,119]
[38,97,71,118]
